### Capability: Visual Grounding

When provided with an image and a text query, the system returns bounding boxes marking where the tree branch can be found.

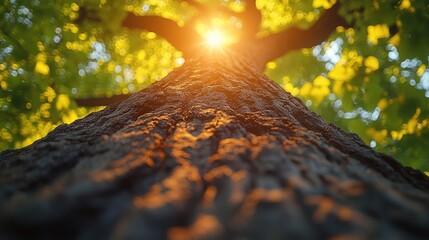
[253,3,349,65]
[122,14,202,57]
[240,0,261,40]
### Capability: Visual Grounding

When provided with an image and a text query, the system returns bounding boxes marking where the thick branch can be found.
[254,3,349,65]
[240,0,261,40]
[122,14,202,57]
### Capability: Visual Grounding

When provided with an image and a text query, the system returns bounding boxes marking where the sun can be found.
[205,29,224,47]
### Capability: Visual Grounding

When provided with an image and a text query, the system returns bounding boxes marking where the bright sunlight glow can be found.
[205,30,224,47]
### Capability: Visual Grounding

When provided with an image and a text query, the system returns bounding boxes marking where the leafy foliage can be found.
[1,0,428,170]
[265,0,429,170]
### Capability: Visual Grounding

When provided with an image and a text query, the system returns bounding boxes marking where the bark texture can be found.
[1,52,429,239]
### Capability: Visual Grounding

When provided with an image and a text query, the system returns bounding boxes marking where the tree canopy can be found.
[1,0,429,171]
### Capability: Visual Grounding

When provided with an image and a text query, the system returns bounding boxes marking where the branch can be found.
[75,94,130,107]
[239,0,261,40]
[122,13,202,57]
[122,13,201,57]
[254,3,349,65]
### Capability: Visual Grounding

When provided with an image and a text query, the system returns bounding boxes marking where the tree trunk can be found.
[1,51,428,240]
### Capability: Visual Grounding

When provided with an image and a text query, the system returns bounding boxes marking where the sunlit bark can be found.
[1,51,428,239]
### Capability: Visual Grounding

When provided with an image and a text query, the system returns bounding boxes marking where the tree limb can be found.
[122,14,202,57]
[253,3,349,65]
[240,0,261,40]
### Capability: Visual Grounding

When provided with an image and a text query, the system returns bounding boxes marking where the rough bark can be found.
[1,51,429,240]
